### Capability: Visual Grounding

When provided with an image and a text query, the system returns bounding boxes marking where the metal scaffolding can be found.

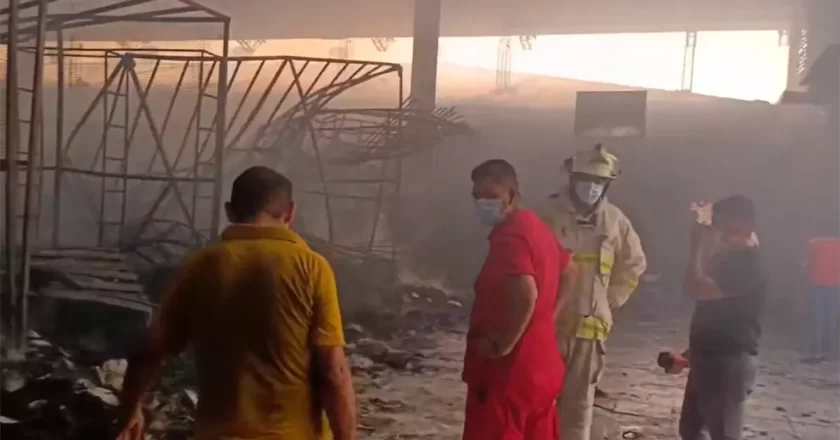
[496,37,512,91]
[1,0,471,355]
[248,99,472,265]
[1,0,231,353]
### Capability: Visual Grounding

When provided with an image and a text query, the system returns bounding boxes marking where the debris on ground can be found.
[1,274,467,440]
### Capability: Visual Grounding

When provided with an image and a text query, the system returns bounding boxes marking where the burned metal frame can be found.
[43,52,403,266]
[230,58,404,251]
[3,0,412,355]
[1,0,229,352]
[248,99,473,271]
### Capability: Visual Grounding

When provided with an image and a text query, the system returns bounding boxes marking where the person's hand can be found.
[693,276,723,301]
[690,202,713,225]
[665,352,689,374]
[115,407,145,440]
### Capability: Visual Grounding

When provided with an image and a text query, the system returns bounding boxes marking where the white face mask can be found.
[574,181,606,206]
[474,198,504,227]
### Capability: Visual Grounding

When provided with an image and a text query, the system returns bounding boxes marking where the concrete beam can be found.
[409,0,440,110]
[40,0,797,41]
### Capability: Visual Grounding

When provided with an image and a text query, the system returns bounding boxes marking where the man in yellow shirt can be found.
[115,166,357,440]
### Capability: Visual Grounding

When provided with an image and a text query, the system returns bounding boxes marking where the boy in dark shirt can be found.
[669,196,767,440]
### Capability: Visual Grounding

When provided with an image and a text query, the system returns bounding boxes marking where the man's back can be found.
[167,225,344,440]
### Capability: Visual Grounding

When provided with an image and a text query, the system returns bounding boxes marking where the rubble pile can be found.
[1,332,122,440]
[1,277,467,439]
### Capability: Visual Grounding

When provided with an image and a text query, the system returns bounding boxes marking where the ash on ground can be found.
[1,279,468,440]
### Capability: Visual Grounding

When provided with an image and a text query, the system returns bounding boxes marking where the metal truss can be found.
[496,37,513,91]
[48,52,403,267]
[248,97,473,265]
[1,0,467,354]
[793,29,809,83]
[50,48,225,257]
[371,37,395,53]
[518,35,535,51]
[0,0,228,44]
[680,31,697,92]
[1,0,230,352]
[233,39,266,55]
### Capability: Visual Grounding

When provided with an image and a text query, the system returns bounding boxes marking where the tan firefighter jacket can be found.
[538,188,647,341]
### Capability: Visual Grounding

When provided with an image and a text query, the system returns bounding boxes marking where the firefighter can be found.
[538,144,647,440]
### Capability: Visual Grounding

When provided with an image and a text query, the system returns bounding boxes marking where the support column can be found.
[410,0,441,110]
[802,0,839,117]
[804,0,840,61]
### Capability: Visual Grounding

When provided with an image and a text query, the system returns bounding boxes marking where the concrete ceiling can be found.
[5,0,798,41]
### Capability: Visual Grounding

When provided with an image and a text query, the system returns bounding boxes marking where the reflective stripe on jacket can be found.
[539,188,647,341]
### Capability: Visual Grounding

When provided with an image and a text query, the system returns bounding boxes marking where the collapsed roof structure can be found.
[0,0,472,353]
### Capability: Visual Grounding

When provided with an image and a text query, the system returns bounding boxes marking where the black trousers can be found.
[679,353,757,440]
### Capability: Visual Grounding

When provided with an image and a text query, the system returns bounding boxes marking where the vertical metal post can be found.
[120,59,130,235]
[392,70,404,267]
[18,0,49,352]
[4,0,21,345]
[786,29,803,89]
[98,56,110,246]
[193,54,204,230]
[784,1,806,91]
[409,0,441,110]
[496,37,513,91]
[52,27,65,247]
[681,31,698,92]
[210,21,231,239]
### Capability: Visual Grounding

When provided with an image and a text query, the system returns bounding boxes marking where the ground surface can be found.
[354,315,840,440]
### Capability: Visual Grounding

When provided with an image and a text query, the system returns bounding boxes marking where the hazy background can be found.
[1,32,837,348]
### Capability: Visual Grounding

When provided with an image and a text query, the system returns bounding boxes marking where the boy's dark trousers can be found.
[679,353,757,440]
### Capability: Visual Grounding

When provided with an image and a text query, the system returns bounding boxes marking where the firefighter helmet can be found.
[563,143,621,179]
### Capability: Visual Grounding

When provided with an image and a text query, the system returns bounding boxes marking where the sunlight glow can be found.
[83,31,790,103]
[436,31,789,102]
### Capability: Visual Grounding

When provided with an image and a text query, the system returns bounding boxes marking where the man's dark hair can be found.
[470,159,519,191]
[713,195,756,226]
[228,166,293,222]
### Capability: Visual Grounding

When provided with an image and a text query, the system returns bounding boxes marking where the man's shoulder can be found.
[497,210,562,254]
[303,248,333,274]
[215,235,332,274]
[181,245,224,270]
[523,209,560,239]
[502,209,547,236]
[601,200,631,223]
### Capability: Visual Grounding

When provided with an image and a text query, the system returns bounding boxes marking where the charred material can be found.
[2,0,231,355]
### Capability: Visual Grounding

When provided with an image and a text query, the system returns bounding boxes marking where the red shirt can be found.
[808,237,840,287]
[462,209,570,408]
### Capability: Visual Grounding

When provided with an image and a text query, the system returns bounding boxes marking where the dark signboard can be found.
[574,90,647,138]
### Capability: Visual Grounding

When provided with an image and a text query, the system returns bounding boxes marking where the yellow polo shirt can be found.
[157,224,345,440]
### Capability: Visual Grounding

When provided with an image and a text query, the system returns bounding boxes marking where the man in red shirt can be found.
[463,159,571,440]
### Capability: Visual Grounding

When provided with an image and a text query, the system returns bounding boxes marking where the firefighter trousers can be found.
[556,335,606,440]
